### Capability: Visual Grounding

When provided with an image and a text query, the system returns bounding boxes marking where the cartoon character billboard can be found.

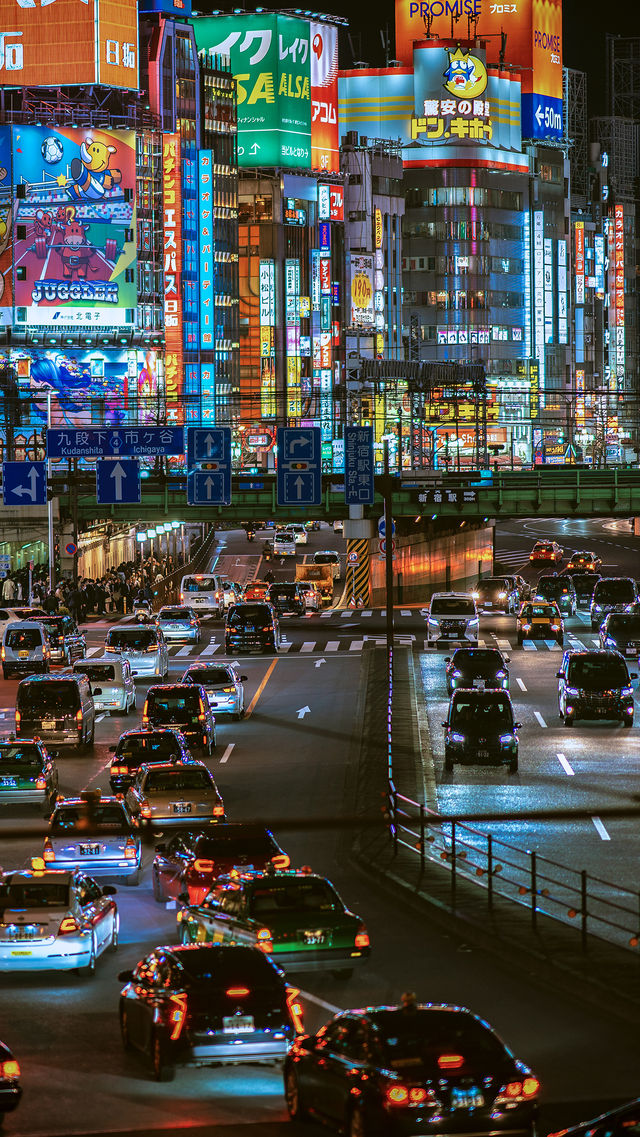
[12,127,136,326]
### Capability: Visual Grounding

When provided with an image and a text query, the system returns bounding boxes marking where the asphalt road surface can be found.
[1,520,640,1136]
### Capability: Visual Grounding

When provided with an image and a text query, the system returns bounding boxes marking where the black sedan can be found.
[600,612,640,660]
[118,943,304,1081]
[443,689,520,772]
[444,648,510,695]
[109,728,195,794]
[0,1040,21,1124]
[471,577,516,613]
[284,999,539,1136]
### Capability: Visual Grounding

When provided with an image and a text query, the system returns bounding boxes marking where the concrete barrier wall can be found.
[370,523,493,605]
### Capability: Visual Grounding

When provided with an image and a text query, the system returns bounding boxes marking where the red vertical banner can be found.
[310,21,339,174]
[162,134,183,424]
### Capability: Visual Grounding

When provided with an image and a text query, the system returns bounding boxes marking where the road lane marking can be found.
[523,641,537,651]
[591,816,611,841]
[341,611,353,618]
[534,710,547,728]
[85,647,103,658]
[516,677,527,692]
[361,610,372,617]
[300,989,343,1015]
[320,611,333,618]
[401,609,411,616]
[220,743,235,764]
[496,638,512,650]
[244,659,277,719]
[201,643,220,656]
[325,641,340,651]
[175,646,193,656]
[300,642,316,652]
[557,752,575,776]
[349,640,365,651]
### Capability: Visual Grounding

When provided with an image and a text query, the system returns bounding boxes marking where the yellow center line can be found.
[245,659,278,719]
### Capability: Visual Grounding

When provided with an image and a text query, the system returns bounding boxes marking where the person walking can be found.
[2,576,15,602]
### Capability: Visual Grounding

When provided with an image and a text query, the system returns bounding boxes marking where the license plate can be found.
[222,1015,254,1034]
[170,624,181,629]
[42,720,56,730]
[19,651,29,659]
[303,930,326,945]
[11,949,32,956]
[173,802,192,814]
[477,750,489,758]
[0,778,16,787]
[484,601,492,607]
[451,1086,484,1108]
[79,844,101,855]
[627,648,636,655]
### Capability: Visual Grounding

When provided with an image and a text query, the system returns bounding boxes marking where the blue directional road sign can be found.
[276,427,322,506]
[47,427,185,459]
[96,459,141,506]
[187,426,231,467]
[344,426,374,506]
[2,462,47,507]
[187,467,231,506]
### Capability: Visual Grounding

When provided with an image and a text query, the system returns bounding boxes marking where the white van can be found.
[2,621,50,679]
[273,530,296,557]
[180,574,225,618]
[73,657,136,716]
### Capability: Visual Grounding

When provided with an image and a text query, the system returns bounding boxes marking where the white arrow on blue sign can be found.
[377,515,396,538]
[2,462,47,507]
[276,427,322,506]
[187,468,231,506]
[96,459,141,505]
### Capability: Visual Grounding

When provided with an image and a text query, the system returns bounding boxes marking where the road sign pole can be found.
[383,439,394,656]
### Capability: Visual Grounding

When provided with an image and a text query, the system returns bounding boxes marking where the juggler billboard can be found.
[394,0,562,138]
[0,0,138,87]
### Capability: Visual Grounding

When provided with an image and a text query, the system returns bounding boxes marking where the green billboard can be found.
[193,13,312,168]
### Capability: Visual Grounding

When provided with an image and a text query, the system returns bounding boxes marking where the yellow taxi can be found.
[516,600,564,645]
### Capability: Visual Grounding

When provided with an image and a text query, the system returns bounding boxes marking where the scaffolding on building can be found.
[590,116,639,201]
[564,68,589,200]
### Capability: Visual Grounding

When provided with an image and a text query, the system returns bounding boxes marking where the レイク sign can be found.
[162,134,183,424]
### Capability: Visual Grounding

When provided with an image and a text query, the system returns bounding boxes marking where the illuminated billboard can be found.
[12,127,136,327]
[162,134,183,424]
[194,12,338,171]
[350,254,374,327]
[0,127,12,328]
[394,0,562,140]
[0,0,138,88]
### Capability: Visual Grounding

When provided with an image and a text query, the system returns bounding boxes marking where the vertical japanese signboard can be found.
[575,220,585,306]
[350,254,374,327]
[163,134,183,424]
[259,259,276,417]
[614,204,625,382]
[198,150,213,351]
[557,239,567,344]
[310,20,339,173]
[344,426,374,505]
[285,258,302,419]
[533,211,544,391]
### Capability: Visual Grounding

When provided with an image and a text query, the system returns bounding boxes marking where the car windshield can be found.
[571,574,599,588]
[451,650,503,671]
[144,769,212,792]
[371,1010,506,1068]
[147,692,201,722]
[184,667,233,685]
[52,805,128,832]
[478,579,507,591]
[18,682,79,713]
[594,580,635,603]
[568,656,629,688]
[178,947,278,988]
[183,578,217,593]
[0,745,42,772]
[522,605,555,619]
[607,615,640,635]
[159,609,192,620]
[314,553,338,564]
[537,579,571,597]
[0,881,70,908]
[108,629,157,650]
[249,878,340,915]
[74,664,116,682]
[450,697,513,729]
[431,598,475,616]
[5,628,42,649]
[194,832,275,860]
[117,735,180,760]
[228,605,269,628]
[269,586,296,598]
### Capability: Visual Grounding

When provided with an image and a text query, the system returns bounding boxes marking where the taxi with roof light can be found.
[180,662,247,719]
[125,761,225,832]
[0,861,118,974]
[152,823,290,905]
[516,600,564,645]
[0,739,58,814]
[109,728,195,794]
[178,866,370,978]
[118,943,304,1080]
[283,998,540,1135]
[44,790,142,885]
[0,1039,22,1122]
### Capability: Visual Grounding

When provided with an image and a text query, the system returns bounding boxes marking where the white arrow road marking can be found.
[297,706,310,719]
[591,816,611,841]
[314,658,326,667]
[220,743,235,764]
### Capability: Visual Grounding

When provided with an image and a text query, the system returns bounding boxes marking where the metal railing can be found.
[385,650,640,954]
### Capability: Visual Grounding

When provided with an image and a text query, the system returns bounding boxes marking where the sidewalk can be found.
[351,646,640,1023]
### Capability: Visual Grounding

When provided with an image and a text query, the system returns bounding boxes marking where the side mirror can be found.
[556,672,563,679]
[514,722,523,729]
[241,675,248,682]
[117,969,134,983]
[444,656,451,663]
[102,885,117,896]
[92,687,103,696]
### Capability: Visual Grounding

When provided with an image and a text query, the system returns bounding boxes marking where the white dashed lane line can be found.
[592,816,611,841]
[515,678,527,692]
[556,752,575,776]
[533,710,547,728]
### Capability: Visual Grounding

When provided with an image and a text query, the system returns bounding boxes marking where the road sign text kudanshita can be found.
[46,427,185,459]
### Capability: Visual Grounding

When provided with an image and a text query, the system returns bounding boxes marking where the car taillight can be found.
[59,916,79,935]
[222,686,235,694]
[111,765,128,776]
[213,804,224,817]
[142,699,148,725]
[272,853,290,870]
[385,1084,436,1107]
[286,986,304,1033]
[354,926,369,949]
[35,776,47,789]
[43,838,55,862]
[495,1076,540,1102]
[226,986,249,997]
[437,1054,465,1070]
[0,1060,20,1079]
[0,647,4,660]
[168,992,188,1040]
[124,838,137,859]
[193,859,215,874]
[256,927,272,952]
[14,710,20,727]
[140,804,151,819]
[262,625,271,631]
[75,710,83,729]
[180,593,184,602]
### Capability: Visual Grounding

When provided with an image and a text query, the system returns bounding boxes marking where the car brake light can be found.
[59,916,79,934]
[437,1054,464,1070]
[386,1085,409,1105]
[409,1087,429,1104]
[111,765,128,776]
[142,699,149,725]
[14,710,20,727]
[198,699,206,721]
[286,986,304,1033]
[272,853,290,870]
[0,647,4,660]
[193,859,215,873]
[75,710,83,728]
[213,804,224,817]
[0,1060,20,1079]
[169,992,188,1040]
[140,805,151,819]
[180,593,184,602]
[222,686,235,694]
[355,926,369,949]
[35,776,47,789]
[43,838,55,862]
[124,838,137,859]
[226,986,249,997]
[256,927,272,952]
[495,1076,540,1103]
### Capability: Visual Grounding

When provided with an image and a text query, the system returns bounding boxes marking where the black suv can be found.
[444,647,510,695]
[564,572,601,607]
[109,728,195,794]
[27,614,86,665]
[267,582,306,617]
[600,612,640,660]
[443,688,520,772]
[143,685,216,757]
[534,574,577,616]
[590,577,638,630]
[472,577,515,614]
[557,649,636,726]
[225,602,280,654]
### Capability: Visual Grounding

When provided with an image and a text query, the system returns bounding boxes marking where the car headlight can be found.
[564,686,579,697]
[451,668,462,678]
[604,636,616,647]
[469,618,479,627]
[471,591,479,599]
[593,604,602,611]
[522,623,531,631]
[498,592,507,599]
[495,669,506,678]
[621,686,633,696]
[499,733,515,745]
[551,624,560,630]
[428,617,439,626]
[449,732,465,743]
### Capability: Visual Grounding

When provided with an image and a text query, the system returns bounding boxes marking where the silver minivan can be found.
[104,625,169,680]
[2,621,50,679]
[72,657,136,716]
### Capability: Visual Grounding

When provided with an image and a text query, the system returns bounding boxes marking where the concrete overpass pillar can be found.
[343,517,376,608]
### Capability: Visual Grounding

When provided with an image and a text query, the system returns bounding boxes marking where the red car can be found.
[152,823,290,905]
[529,540,563,564]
